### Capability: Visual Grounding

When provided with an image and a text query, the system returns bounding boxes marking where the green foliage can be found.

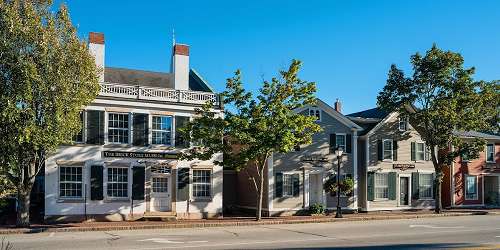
[0,0,100,226]
[377,44,500,212]
[309,203,325,215]
[323,177,354,196]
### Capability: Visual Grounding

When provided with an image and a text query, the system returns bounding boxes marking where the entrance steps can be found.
[141,212,177,221]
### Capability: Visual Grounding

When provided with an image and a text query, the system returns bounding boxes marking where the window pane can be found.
[375,173,389,199]
[107,167,128,198]
[152,116,172,145]
[192,170,211,198]
[419,174,433,198]
[59,166,83,198]
[336,135,345,150]
[466,176,477,199]
[383,140,393,160]
[487,144,494,162]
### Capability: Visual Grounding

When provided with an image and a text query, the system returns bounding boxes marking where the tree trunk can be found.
[434,170,443,214]
[16,188,31,227]
[256,174,264,221]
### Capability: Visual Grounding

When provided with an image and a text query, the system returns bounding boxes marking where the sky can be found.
[55,0,500,114]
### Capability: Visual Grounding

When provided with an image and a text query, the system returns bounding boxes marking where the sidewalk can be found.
[1,209,498,235]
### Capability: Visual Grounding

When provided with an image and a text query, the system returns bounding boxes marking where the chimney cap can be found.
[173,44,189,56]
[89,32,105,44]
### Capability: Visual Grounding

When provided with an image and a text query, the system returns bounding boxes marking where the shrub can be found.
[324,176,354,196]
[309,203,325,215]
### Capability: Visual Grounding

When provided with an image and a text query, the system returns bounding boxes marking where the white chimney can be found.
[88,32,105,82]
[172,44,190,90]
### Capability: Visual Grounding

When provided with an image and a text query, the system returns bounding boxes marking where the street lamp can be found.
[334,147,344,218]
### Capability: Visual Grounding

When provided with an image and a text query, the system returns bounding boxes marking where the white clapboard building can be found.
[44,32,223,222]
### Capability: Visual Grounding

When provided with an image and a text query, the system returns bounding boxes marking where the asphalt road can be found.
[3,215,500,250]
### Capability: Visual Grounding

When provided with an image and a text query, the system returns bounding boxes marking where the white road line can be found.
[48,232,55,237]
[409,224,465,229]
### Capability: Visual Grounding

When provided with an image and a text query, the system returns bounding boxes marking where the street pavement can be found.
[3,215,500,249]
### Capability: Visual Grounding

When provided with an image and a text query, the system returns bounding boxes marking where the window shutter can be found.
[346,134,352,153]
[432,173,436,199]
[367,172,375,201]
[175,116,190,147]
[329,133,336,152]
[292,174,300,197]
[90,165,103,200]
[411,142,416,161]
[412,172,419,200]
[393,140,398,161]
[132,166,145,200]
[377,140,383,161]
[425,145,431,161]
[177,168,190,201]
[388,172,397,200]
[133,114,149,146]
[275,173,283,198]
[86,110,105,144]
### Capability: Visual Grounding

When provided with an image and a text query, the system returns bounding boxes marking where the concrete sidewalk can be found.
[0,209,498,235]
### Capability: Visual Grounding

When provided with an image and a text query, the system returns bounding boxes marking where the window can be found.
[398,116,408,131]
[416,142,425,161]
[152,177,168,193]
[375,173,389,199]
[192,170,211,198]
[336,134,346,151]
[461,152,470,162]
[383,139,393,160]
[107,167,128,198]
[152,116,173,145]
[282,174,294,197]
[486,144,495,162]
[108,113,129,144]
[59,166,83,198]
[465,175,477,200]
[419,173,433,199]
[309,108,321,121]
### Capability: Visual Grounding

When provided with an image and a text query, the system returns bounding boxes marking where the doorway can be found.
[151,174,172,212]
[400,177,409,206]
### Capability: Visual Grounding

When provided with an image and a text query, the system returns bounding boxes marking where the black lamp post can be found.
[334,147,344,218]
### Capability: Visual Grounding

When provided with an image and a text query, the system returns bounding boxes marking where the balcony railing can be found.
[99,82,219,106]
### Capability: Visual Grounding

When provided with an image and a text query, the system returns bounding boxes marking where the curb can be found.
[0,212,495,235]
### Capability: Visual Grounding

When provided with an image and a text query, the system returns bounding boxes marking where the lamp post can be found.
[334,147,344,218]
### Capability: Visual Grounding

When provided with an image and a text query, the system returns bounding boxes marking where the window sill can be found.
[373,198,390,201]
[191,197,213,202]
[418,198,434,201]
[57,198,85,203]
[104,144,131,148]
[104,198,130,203]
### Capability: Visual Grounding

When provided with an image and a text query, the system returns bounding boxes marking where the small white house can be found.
[44,32,223,222]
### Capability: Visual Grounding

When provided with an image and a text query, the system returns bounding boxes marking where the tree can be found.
[377,45,500,213]
[0,0,100,226]
[180,60,321,220]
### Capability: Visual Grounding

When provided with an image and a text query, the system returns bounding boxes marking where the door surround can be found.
[398,173,412,207]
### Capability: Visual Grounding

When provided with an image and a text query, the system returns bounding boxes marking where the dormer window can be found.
[398,116,408,131]
[309,108,321,121]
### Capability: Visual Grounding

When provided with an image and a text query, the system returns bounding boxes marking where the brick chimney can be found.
[334,98,342,113]
[172,44,190,90]
[88,32,105,82]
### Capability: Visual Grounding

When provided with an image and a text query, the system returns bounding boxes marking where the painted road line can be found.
[409,224,465,229]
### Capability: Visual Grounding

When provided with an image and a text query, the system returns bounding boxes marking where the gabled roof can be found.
[346,107,396,137]
[295,98,363,131]
[347,107,389,120]
[454,131,500,140]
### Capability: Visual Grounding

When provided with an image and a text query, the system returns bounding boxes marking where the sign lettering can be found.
[103,151,178,159]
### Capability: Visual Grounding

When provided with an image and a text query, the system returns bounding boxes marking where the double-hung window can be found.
[309,108,321,121]
[282,174,294,197]
[108,113,129,144]
[383,139,393,161]
[415,142,425,161]
[59,166,83,198]
[465,175,478,200]
[152,116,173,145]
[336,134,346,151]
[419,173,433,199]
[398,116,408,131]
[375,173,389,199]
[107,167,128,198]
[486,144,495,162]
[192,170,211,198]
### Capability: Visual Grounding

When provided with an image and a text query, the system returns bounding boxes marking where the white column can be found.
[352,131,358,210]
[103,111,109,144]
[322,172,327,208]
[267,153,274,211]
[303,170,309,208]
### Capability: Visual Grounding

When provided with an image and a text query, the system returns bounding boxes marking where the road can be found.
[3,215,500,249]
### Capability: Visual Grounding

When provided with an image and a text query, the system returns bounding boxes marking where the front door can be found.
[400,177,409,206]
[151,175,171,212]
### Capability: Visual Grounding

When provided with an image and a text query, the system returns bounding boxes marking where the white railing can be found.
[99,82,219,105]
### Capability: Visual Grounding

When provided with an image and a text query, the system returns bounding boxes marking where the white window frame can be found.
[465,175,478,200]
[151,115,173,146]
[418,173,433,199]
[415,142,426,161]
[107,113,130,144]
[309,108,321,122]
[486,144,495,163]
[58,166,84,199]
[192,169,212,199]
[106,167,129,199]
[374,173,389,200]
[382,139,393,161]
[398,116,408,131]
[335,133,346,151]
[282,173,295,197]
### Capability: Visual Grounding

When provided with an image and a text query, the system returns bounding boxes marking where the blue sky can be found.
[57,0,500,114]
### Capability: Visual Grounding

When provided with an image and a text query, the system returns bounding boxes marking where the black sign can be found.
[103,151,178,159]
[301,154,328,162]
[393,164,415,171]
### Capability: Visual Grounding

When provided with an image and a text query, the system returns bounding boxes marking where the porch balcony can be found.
[99,82,220,106]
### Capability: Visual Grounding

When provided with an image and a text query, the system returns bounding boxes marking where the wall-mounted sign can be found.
[393,164,415,171]
[301,154,328,162]
[103,151,178,159]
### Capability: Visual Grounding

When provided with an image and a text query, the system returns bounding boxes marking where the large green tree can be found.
[377,45,500,213]
[180,60,321,220]
[0,0,99,226]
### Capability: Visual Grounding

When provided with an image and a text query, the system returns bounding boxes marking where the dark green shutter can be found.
[411,142,416,161]
[388,172,397,200]
[73,111,84,142]
[292,174,300,197]
[132,167,145,200]
[175,116,190,147]
[393,140,398,161]
[177,168,190,201]
[412,172,420,200]
[346,134,352,153]
[133,113,149,146]
[90,165,103,200]
[275,173,283,198]
[329,133,336,152]
[377,140,383,161]
[86,110,105,144]
[425,145,431,161]
[367,172,375,201]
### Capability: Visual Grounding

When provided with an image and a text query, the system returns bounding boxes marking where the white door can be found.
[309,173,322,205]
[151,175,171,212]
